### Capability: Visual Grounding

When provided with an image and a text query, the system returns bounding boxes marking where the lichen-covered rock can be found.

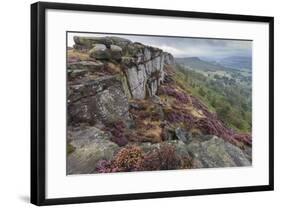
[94,85,130,123]
[73,36,132,50]
[139,135,251,169]
[68,75,130,125]
[186,136,251,168]
[74,36,110,49]
[164,52,175,65]
[174,127,190,143]
[125,65,147,99]
[110,44,122,52]
[123,53,167,99]
[89,44,110,60]
[72,36,174,99]
[109,44,122,61]
[66,126,123,174]
[67,126,112,142]
[67,138,120,174]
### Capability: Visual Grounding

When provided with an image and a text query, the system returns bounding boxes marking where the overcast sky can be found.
[68,32,252,59]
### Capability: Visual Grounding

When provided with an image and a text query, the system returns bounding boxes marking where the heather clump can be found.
[158,85,190,103]
[105,121,128,147]
[96,144,194,173]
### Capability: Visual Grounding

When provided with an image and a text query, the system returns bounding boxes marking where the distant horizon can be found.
[68,32,252,59]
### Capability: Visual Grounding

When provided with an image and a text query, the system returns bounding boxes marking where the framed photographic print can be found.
[31,1,274,206]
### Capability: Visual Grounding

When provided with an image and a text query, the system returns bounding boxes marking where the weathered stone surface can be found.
[139,135,251,169]
[164,52,175,65]
[109,36,132,48]
[67,126,119,174]
[67,138,120,174]
[110,44,122,61]
[73,36,132,50]
[175,127,190,143]
[110,44,122,52]
[89,44,110,60]
[74,36,110,49]
[68,75,130,125]
[94,85,130,123]
[125,65,147,99]
[124,53,167,99]
[67,126,112,142]
[186,136,251,168]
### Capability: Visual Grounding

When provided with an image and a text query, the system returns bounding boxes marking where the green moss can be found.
[67,143,76,155]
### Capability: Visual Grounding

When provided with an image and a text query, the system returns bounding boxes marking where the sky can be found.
[68,32,252,59]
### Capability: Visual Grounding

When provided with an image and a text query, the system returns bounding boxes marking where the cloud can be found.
[68,32,252,58]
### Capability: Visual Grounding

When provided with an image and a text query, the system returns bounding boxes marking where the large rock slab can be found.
[89,44,110,60]
[186,136,251,168]
[68,75,130,125]
[67,138,120,174]
[67,126,111,142]
[73,36,132,49]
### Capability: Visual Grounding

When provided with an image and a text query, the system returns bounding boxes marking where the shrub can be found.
[158,86,190,103]
[157,143,181,170]
[165,110,194,125]
[96,160,113,173]
[112,145,144,171]
[140,143,182,171]
[180,156,194,169]
[111,136,128,147]
[140,151,161,171]
[106,121,128,147]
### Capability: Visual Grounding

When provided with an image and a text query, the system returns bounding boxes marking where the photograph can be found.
[66,32,252,175]
[29,2,274,205]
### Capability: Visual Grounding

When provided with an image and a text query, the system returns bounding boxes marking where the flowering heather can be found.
[140,143,191,170]
[194,117,252,146]
[95,160,113,173]
[155,143,181,170]
[112,146,144,171]
[158,86,190,103]
[190,95,212,117]
[166,110,194,125]
[106,121,128,147]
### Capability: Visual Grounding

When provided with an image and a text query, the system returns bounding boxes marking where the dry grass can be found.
[68,49,90,61]
[106,62,122,74]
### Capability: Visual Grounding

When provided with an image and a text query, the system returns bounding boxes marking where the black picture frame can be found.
[31,1,274,206]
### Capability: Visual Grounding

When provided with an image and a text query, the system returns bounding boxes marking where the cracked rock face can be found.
[68,75,130,125]
[73,36,174,99]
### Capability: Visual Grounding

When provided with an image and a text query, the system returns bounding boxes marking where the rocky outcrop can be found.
[185,135,251,168]
[140,135,251,169]
[68,36,175,125]
[73,36,132,50]
[73,36,174,99]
